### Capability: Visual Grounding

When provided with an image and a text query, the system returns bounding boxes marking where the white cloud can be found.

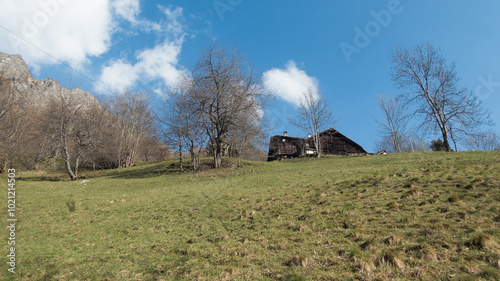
[137,41,186,87]
[111,0,140,23]
[97,6,188,93]
[0,1,189,93]
[262,60,319,106]
[98,59,139,92]
[160,6,184,37]
[110,0,160,32]
[98,40,187,93]
[0,0,113,69]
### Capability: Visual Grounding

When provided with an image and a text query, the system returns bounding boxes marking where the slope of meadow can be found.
[2,151,499,280]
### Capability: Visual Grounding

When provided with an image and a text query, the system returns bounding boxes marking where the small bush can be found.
[430,139,450,151]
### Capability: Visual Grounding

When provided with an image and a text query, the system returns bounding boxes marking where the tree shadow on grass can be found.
[17,158,262,181]
[107,162,182,179]
[106,158,256,179]
[17,175,65,182]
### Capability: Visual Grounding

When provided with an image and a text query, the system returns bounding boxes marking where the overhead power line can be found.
[0,23,114,95]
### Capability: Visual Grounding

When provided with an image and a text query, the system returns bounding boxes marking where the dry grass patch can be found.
[283,256,311,268]
[376,249,405,268]
[383,235,405,247]
[470,233,500,254]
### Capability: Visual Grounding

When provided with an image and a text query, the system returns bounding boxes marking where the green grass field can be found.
[2,151,500,280]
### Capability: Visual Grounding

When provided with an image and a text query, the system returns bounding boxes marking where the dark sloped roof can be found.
[319,128,366,153]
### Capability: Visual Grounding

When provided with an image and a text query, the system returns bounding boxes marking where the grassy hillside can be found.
[2,152,500,280]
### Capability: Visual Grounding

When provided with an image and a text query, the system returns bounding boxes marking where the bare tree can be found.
[0,73,30,171]
[71,102,107,173]
[14,107,50,171]
[0,73,16,122]
[228,105,266,166]
[106,91,154,168]
[138,135,172,162]
[289,88,337,158]
[158,78,207,171]
[0,92,32,172]
[191,45,265,168]
[159,88,185,171]
[0,75,17,171]
[375,94,410,153]
[391,42,491,151]
[43,90,88,180]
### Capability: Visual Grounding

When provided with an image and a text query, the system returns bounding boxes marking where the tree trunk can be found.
[178,138,183,172]
[189,141,198,171]
[191,155,198,170]
[0,159,7,173]
[63,147,77,181]
[214,145,222,168]
[74,155,80,179]
[440,127,452,152]
[314,133,321,158]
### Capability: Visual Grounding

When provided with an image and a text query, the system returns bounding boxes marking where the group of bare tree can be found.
[105,91,157,169]
[377,42,493,152]
[1,45,268,178]
[157,45,267,170]
[0,73,169,178]
[0,74,33,172]
[464,131,500,151]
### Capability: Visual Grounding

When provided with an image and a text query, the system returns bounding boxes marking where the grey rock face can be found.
[0,52,98,106]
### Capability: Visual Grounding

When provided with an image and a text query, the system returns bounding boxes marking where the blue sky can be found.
[1,0,499,151]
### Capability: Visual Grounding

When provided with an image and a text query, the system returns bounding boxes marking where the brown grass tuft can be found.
[423,247,438,261]
[383,235,404,246]
[470,233,500,254]
[360,238,378,250]
[353,257,376,273]
[376,249,405,268]
[284,256,311,267]
[403,267,426,278]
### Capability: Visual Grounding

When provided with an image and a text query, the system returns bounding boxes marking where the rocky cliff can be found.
[0,52,97,106]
